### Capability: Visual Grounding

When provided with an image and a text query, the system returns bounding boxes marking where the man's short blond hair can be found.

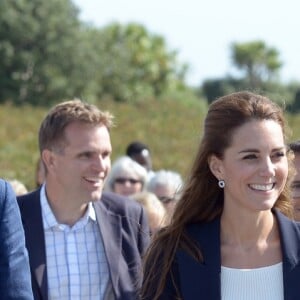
[39,99,114,153]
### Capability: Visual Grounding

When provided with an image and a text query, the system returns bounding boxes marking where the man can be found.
[0,179,33,299]
[289,140,300,221]
[18,99,150,300]
[126,141,155,179]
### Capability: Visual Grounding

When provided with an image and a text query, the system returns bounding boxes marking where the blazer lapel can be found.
[275,209,300,300]
[94,200,122,297]
[177,218,221,300]
[21,190,48,300]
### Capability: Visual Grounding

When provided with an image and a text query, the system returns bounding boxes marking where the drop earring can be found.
[218,180,225,188]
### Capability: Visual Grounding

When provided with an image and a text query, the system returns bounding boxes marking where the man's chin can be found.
[90,190,103,202]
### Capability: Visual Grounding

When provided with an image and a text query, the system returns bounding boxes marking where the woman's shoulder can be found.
[185,217,221,239]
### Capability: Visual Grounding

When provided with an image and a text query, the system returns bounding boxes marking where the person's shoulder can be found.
[99,191,143,215]
[17,188,40,206]
[185,217,221,245]
[274,209,300,233]
[0,178,11,192]
[0,178,6,187]
[0,179,11,205]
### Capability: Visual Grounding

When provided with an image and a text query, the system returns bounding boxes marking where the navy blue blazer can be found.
[149,209,300,300]
[17,189,150,300]
[0,179,33,299]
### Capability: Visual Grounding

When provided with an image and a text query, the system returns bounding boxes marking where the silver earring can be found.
[218,180,225,188]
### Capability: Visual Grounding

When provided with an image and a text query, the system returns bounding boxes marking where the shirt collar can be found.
[40,184,97,230]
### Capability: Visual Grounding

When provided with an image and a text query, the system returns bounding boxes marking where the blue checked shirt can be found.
[40,185,111,300]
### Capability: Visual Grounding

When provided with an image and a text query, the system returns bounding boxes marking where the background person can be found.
[8,178,28,196]
[146,169,183,222]
[17,99,150,300]
[131,191,168,235]
[126,141,155,179]
[141,91,300,300]
[288,140,300,221]
[104,156,148,197]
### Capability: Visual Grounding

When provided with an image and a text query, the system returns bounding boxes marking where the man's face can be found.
[291,153,300,221]
[131,150,152,171]
[45,122,112,207]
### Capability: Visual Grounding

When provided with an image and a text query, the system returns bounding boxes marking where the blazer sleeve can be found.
[0,180,33,299]
[137,204,151,256]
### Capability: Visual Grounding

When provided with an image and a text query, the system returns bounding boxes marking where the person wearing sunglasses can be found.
[104,156,148,197]
[288,140,300,221]
[147,169,183,223]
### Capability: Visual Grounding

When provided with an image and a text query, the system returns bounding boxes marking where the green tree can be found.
[231,40,282,89]
[0,0,82,105]
[0,1,190,105]
[201,77,248,104]
[92,22,187,102]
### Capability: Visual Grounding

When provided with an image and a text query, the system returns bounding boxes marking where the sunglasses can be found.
[158,196,174,204]
[114,177,142,184]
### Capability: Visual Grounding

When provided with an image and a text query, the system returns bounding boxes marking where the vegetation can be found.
[1,97,300,191]
[231,40,282,89]
[1,0,300,190]
[0,0,188,104]
[0,98,208,190]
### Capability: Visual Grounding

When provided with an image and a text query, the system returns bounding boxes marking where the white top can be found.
[41,185,111,300]
[221,262,284,300]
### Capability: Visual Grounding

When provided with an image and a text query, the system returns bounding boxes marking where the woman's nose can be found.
[259,157,276,177]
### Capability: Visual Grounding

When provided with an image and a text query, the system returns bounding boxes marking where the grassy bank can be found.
[0,98,207,190]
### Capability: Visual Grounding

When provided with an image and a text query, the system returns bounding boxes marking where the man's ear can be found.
[41,149,56,173]
[208,154,224,179]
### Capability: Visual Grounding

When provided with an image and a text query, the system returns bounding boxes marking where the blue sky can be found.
[73,0,300,86]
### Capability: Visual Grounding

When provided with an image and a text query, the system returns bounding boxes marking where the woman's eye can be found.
[243,154,257,160]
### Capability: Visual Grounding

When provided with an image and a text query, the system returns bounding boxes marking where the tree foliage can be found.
[0,0,82,105]
[231,40,282,90]
[0,0,189,105]
[87,22,187,102]
[201,40,299,107]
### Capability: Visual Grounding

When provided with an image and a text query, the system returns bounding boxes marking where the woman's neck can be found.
[220,209,282,268]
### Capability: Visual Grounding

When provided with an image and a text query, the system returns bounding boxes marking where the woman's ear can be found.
[208,154,224,179]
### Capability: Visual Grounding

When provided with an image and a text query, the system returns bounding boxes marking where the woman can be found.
[104,156,148,196]
[141,91,300,300]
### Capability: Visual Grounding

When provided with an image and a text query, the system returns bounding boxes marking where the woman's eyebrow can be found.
[238,147,285,154]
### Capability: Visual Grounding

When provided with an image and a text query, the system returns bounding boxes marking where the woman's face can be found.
[113,172,143,196]
[209,119,288,215]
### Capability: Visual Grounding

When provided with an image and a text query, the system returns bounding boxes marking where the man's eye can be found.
[80,153,92,159]
[274,151,285,158]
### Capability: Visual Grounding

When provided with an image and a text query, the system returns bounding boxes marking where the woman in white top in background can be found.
[141,91,300,300]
